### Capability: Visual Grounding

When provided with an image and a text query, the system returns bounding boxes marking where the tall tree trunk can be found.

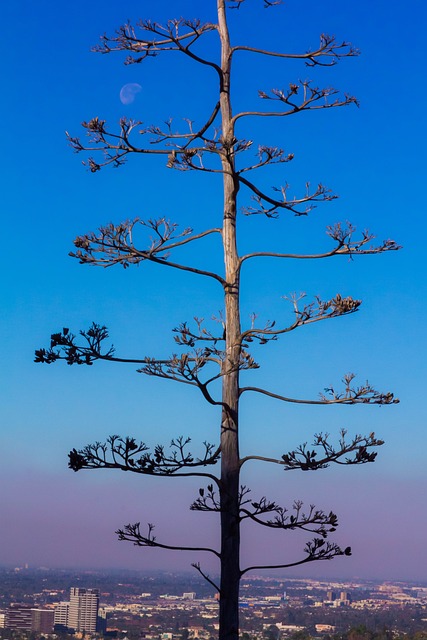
[218,2,241,639]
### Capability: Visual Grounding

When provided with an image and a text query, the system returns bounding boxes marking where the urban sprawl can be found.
[1,568,426,639]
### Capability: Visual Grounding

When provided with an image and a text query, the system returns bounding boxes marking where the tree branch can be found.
[68,435,221,483]
[191,562,220,593]
[67,114,224,173]
[241,429,384,471]
[233,80,358,126]
[280,429,384,471]
[34,324,145,366]
[139,348,259,407]
[237,145,294,174]
[240,373,399,405]
[238,175,336,217]
[241,222,401,262]
[93,19,219,71]
[191,484,221,513]
[241,294,361,344]
[240,538,351,577]
[239,493,339,538]
[173,318,225,348]
[232,33,359,67]
[117,522,220,558]
[70,218,224,284]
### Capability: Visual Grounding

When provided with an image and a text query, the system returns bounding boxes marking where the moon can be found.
[119,83,142,105]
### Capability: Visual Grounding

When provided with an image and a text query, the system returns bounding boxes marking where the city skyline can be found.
[1,568,427,638]
[1,0,426,582]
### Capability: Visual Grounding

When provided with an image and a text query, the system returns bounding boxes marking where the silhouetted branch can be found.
[240,538,351,576]
[70,218,224,283]
[34,323,183,367]
[240,495,338,538]
[35,323,257,407]
[240,373,399,405]
[241,222,401,261]
[35,324,118,366]
[241,429,384,470]
[68,435,220,481]
[117,522,220,557]
[280,429,384,471]
[191,484,221,512]
[191,562,220,592]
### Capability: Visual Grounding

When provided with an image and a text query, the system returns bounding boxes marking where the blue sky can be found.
[1,0,426,581]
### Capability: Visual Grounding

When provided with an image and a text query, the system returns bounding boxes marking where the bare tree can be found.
[36,2,400,638]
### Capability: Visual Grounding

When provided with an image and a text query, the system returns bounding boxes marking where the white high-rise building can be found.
[68,588,99,633]
[54,602,70,629]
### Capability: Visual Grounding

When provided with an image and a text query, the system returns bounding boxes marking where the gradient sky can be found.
[1,0,426,582]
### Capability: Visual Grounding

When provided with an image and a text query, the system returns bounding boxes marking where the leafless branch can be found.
[241,294,361,344]
[191,562,220,592]
[240,538,351,576]
[173,318,225,348]
[239,492,338,538]
[233,79,358,125]
[241,222,401,261]
[241,429,384,471]
[117,522,220,558]
[68,435,220,481]
[34,326,226,404]
[232,33,359,67]
[35,324,130,366]
[280,429,384,471]
[148,102,221,150]
[240,373,399,405]
[239,177,336,217]
[139,348,259,406]
[191,484,221,512]
[237,145,294,174]
[70,218,224,284]
[67,110,224,173]
[93,19,219,70]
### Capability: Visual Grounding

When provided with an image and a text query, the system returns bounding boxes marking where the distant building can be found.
[5,605,53,633]
[338,590,351,605]
[54,601,70,631]
[31,609,54,634]
[6,604,32,630]
[97,607,108,634]
[316,624,336,633]
[68,587,100,633]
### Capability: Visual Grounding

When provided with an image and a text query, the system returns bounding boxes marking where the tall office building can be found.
[5,604,32,630]
[31,609,54,634]
[68,588,99,633]
[53,601,70,631]
[5,605,53,633]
